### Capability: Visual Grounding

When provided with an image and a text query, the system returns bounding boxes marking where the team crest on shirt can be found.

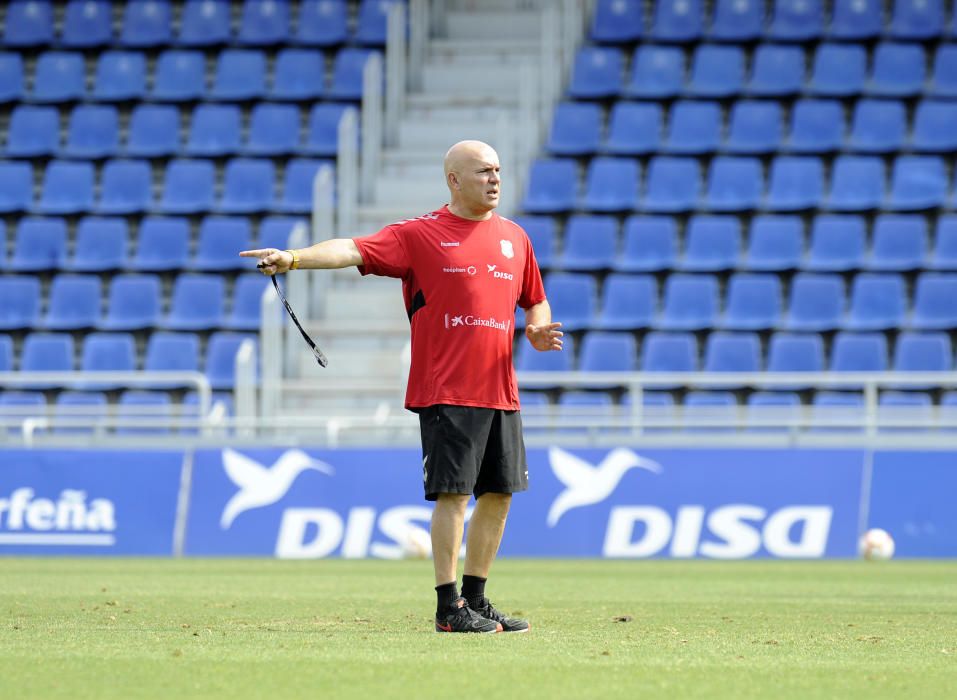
[500,239,514,259]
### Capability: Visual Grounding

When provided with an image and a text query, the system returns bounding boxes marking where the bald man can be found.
[241,141,562,634]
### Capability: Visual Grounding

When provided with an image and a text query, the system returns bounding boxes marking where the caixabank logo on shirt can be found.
[443,313,511,332]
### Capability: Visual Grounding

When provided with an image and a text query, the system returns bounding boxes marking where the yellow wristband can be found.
[286,249,300,270]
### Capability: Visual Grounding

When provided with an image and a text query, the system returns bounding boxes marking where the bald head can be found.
[444,140,499,178]
[443,140,501,220]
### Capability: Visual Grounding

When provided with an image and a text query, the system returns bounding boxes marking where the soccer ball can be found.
[401,526,432,559]
[859,528,895,561]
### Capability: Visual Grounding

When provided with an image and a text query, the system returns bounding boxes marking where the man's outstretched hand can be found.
[239,248,293,275]
[526,322,563,352]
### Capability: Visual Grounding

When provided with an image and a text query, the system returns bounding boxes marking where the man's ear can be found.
[447,172,459,190]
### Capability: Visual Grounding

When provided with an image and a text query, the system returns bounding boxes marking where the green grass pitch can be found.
[1,559,954,699]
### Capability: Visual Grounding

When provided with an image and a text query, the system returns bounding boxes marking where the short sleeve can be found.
[353,225,412,279]
[517,232,546,309]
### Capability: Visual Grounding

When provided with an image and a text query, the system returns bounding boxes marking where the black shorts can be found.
[418,404,528,502]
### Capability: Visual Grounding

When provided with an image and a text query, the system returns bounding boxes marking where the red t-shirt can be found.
[353,206,546,411]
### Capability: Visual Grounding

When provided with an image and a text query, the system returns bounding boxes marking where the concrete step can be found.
[397,118,502,149]
[373,177,449,208]
[444,11,541,40]
[322,285,406,321]
[421,63,522,94]
[357,205,432,231]
[428,38,540,63]
[404,92,519,110]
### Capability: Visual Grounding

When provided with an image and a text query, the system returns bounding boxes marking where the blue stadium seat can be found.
[164,274,225,330]
[513,216,555,268]
[893,332,952,373]
[568,46,622,98]
[624,45,683,99]
[159,160,215,213]
[809,44,866,96]
[616,216,677,271]
[621,391,677,431]
[910,273,957,329]
[642,157,700,212]
[0,53,24,102]
[889,0,944,39]
[6,105,59,157]
[238,0,290,45]
[641,332,698,374]
[829,0,882,39]
[664,101,721,154]
[270,49,326,100]
[930,217,957,269]
[120,0,171,46]
[226,275,272,330]
[186,104,241,156]
[69,217,128,271]
[100,274,162,331]
[32,51,85,102]
[831,332,888,372]
[703,333,760,391]
[522,159,578,213]
[211,50,266,100]
[787,99,844,153]
[766,156,824,210]
[721,274,783,331]
[929,45,957,98]
[192,217,255,270]
[557,215,618,270]
[657,274,719,331]
[305,103,356,156]
[80,333,136,390]
[219,159,275,213]
[887,156,948,211]
[516,334,575,377]
[768,0,823,40]
[43,274,101,330]
[543,273,597,331]
[279,159,330,213]
[846,273,906,331]
[744,216,803,270]
[687,45,743,97]
[603,102,661,155]
[178,0,231,46]
[151,50,206,101]
[581,157,639,212]
[651,0,703,41]
[828,156,885,211]
[143,332,200,386]
[328,48,376,100]
[9,217,66,270]
[558,391,614,412]
[868,216,927,270]
[0,277,41,330]
[596,274,656,330]
[867,43,926,97]
[745,392,802,433]
[805,215,866,271]
[20,333,75,385]
[53,391,108,433]
[98,159,153,214]
[709,0,763,41]
[725,101,782,154]
[704,157,763,211]
[131,218,190,271]
[747,44,804,96]
[296,0,349,46]
[0,162,32,212]
[579,331,638,373]
[783,274,845,331]
[116,391,172,435]
[767,332,825,376]
[848,100,906,153]
[547,102,602,156]
[591,0,643,43]
[355,0,402,45]
[912,101,957,152]
[680,216,740,271]
[877,391,933,432]
[62,0,112,47]
[92,51,147,101]
[37,161,94,214]
[63,105,119,158]
[257,216,302,250]
[4,0,53,47]
[0,392,47,430]
[809,392,864,431]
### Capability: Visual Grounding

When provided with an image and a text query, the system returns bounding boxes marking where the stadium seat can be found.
[829,0,882,39]
[624,45,684,99]
[516,335,575,379]
[43,274,101,330]
[615,216,678,271]
[92,51,147,101]
[192,217,255,270]
[684,392,742,430]
[279,159,330,213]
[828,156,884,211]
[867,43,926,97]
[178,0,232,45]
[20,333,75,386]
[0,392,47,431]
[64,105,119,158]
[581,158,639,212]
[143,332,200,387]
[704,332,761,377]
[9,217,67,270]
[910,274,957,329]
[787,100,844,153]
[547,102,602,156]
[219,159,275,213]
[805,215,866,271]
[745,392,802,433]
[151,51,206,101]
[595,274,656,330]
[809,392,864,432]
[130,218,190,271]
[579,331,638,374]
[544,273,597,331]
[164,274,225,330]
[257,216,302,250]
[37,161,94,214]
[98,159,153,214]
[206,333,257,390]
[831,332,889,373]
[591,0,644,43]
[522,159,578,214]
[704,157,763,211]
[4,0,53,46]
[327,48,376,100]
[79,333,137,390]
[721,274,783,331]
[52,391,108,434]
[766,332,825,389]
[664,101,721,154]
[709,0,763,41]
[877,391,933,432]
[305,103,356,156]
[558,391,614,411]
[120,0,171,46]
[0,276,41,330]
[887,156,948,211]
[356,0,403,45]
[100,274,162,331]
[226,275,272,330]
[211,50,266,100]
[725,101,782,154]
[245,103,299,156]
[868,216,927,270]
[651,0,703,41]
[745,216,803,271]
[929,217,957,269]
[513,216,555,268]
[69,217,128,271]
[159,160,215,213]
[686,45,743,97]
[115,391,172,435]
[783,274,845,331]
[747,45,804,96]
[295,0,349,46]
[809,44,866,96]
[768,0,823,40]
[766,157,824,210]
[848,100,906,153]
[557,215,618,270]
[0,335,12,372]
[603,102,661,155]
[238,0,290,45]
[642,157,700,212]
[680,216,740,271]
[929,45,957,98]
[846,274,907,331]
[5,105,59,157]
[0,161,34,212]
[0,53,24,102]
[912,101,957,152]
[893,332,952,373]
[270,48,326,100]
[62,0,112,47]
[889,0,944,39]
[657,274,719,331]
[568,46,622,98]
[641,332,698,376]
[186,104,241,156]
[32,51,85,102]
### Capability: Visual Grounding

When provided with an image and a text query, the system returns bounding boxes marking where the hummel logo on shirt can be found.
[440,241,460,247]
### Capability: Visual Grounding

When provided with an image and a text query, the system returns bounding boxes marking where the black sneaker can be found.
[470,597,530,633]
[435,597,502,634]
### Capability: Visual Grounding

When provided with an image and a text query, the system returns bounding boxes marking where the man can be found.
[240,140,562,634]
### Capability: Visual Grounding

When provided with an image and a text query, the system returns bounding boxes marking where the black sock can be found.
[461,575,487,607]
[435,581,458,616]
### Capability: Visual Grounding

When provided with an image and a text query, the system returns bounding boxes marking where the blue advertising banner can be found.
[868,451,957,558]
[0,450,183,555]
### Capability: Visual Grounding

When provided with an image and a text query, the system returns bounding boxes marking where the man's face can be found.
[453,149,501,213]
